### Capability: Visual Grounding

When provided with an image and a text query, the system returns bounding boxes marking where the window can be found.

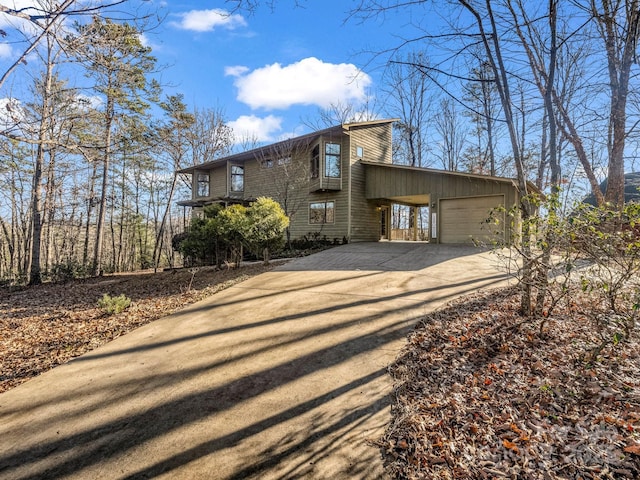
[356,145,364,158]
[230,165,244,192]
[325,142,341,177]
[277,156,291,166]
[262,159,274,168]
[197,173,209,197]
[310,145,319,179]
[309,201,335,224]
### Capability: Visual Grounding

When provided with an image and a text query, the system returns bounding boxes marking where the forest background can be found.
[1,0,639,286]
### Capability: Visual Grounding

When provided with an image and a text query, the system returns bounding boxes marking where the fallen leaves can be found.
[0,263,275,393]
[379,286,640,479]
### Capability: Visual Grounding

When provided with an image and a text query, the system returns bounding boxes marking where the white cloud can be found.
[228,114,283,143]
[74,94,103,110]
[0,43,12,59]
[171,9,246,32]
[224,65,250,77]
[227,57,372,110]
[0,1,47,30]
[0,97,24,131]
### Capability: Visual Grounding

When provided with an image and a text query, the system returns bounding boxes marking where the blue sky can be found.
[0,0,414,143]
[148,1,408,142]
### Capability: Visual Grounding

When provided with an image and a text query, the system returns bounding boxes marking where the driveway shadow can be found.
[0,242,508,479]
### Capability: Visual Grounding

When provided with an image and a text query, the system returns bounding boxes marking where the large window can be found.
[310,144,319,179]
[325,142,341,177]
[309,201,335,224]
[230,165,244,192]
[197,173,209,197]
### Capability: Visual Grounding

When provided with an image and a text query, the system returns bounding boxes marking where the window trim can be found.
[309,200,335,225]
[230,164,244,193]
[310,144,320,179]
[196,173,210,198]
[324,142,341,178]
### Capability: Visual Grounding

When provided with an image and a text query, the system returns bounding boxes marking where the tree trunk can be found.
[92,96,114,277]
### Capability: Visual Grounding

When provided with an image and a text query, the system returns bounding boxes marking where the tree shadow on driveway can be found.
[0,244,508,479]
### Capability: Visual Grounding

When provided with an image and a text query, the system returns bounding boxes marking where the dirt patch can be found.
[379,286,640,479]
[0,263,277,393]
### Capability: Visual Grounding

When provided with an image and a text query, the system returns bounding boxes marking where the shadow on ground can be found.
[0,243,508,479]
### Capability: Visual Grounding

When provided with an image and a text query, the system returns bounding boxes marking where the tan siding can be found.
[348,123,393,164]
[346,122,394,241]
[210,165,227,199]
[183,121,397,243]
[440,195,505,244]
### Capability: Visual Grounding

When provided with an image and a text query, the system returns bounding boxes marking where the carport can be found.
[363,162,526,244]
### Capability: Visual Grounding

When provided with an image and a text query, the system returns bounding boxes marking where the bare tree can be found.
[463,58,501,175]
[303,95,379,130]
[385,52,432,167]
[590,0,640,208]
[434,97,467,172]
[253,139,309,246]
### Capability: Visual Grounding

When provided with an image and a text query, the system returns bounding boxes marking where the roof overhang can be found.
[177,119,399,175]
[362,161,540,196]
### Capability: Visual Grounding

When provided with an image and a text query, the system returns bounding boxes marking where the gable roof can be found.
[176,118,398,174]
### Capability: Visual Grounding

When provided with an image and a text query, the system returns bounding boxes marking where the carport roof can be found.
[363,161,513,184]
[362,161,540,193]
[362,161,541,205]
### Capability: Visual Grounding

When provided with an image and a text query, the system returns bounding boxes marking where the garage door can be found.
[439,195,505,244]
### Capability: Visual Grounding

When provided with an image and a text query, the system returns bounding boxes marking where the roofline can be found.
[177,118,398,174]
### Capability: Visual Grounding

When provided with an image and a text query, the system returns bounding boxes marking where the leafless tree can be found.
[434,97,467,172]
[385,52,432,167]
[253,138,309,246]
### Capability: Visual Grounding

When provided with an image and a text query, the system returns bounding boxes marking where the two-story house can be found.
[177,119,527,244]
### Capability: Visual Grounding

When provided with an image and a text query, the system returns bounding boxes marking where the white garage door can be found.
[439,195,505,244]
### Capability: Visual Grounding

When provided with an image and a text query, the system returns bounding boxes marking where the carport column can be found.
[412,206,418,241]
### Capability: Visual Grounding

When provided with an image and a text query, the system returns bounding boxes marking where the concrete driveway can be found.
[0,242,507,480]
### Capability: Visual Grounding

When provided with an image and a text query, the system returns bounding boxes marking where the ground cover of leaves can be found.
[0,263,275,393]
[379,286,640,479]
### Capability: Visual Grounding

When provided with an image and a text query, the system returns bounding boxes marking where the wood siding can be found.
[440,195,505,244]
[346,123,394,241]
[365,164,518,207]
[365,163,520,243]
[182,121,407,243]
[211,165,228,199]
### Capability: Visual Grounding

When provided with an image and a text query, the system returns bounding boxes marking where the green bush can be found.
[98,293,132,315]
[49,260,89,283]
[245,197,289,263]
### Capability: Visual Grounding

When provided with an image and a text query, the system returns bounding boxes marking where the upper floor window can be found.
[277,156,291,166]
[230,165,244,192]
[310,144,320,179]
[356,145,364,158]
[325,142,341,177]
[197,173,209,197]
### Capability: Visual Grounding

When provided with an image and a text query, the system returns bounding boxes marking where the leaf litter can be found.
[0,264,274,393]
[378,286,640,479]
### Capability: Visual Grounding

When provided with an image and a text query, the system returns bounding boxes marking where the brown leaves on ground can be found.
[379,286,640,479]
[0,263,275,393]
